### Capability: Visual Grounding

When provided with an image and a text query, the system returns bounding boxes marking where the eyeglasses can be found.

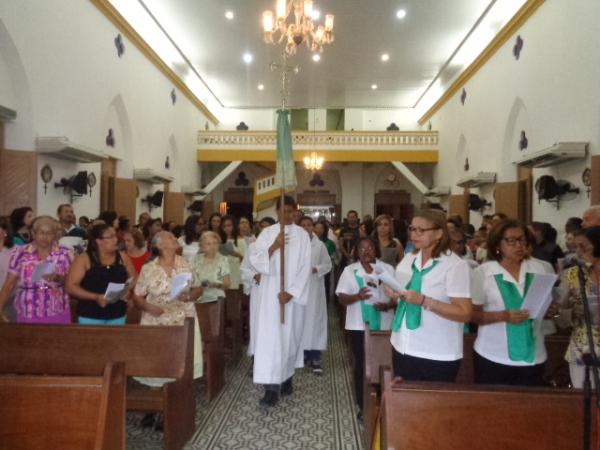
[408,226,439,236]
[502,237,528,246]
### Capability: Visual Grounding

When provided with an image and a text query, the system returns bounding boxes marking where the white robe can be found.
[240,242,260,356]
[250,223,311,385]
[301,235,332,351]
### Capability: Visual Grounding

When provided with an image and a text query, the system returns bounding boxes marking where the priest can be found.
[299,216,332,374]
[250,195,311,408]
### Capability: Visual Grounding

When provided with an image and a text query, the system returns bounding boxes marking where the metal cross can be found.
[269,52,300,110]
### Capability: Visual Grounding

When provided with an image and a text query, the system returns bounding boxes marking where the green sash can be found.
[494,273,536,363]
[354,270,381,331]
[391,261,439,331]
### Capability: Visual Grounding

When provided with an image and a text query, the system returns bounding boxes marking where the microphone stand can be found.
[578,264,600,450]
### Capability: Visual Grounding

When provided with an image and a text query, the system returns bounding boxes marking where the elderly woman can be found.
[471,220,552,386]
[560,226,600,388]
[192,231,230,303]
[67,222,136,325]
[0,216,72,323]
[133,231,203,383]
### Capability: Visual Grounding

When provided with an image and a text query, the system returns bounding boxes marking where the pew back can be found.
[382,370,594,450]
[0,320,193,380]
[0,362,126,450]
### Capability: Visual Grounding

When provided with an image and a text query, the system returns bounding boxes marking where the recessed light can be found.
[243,52,253,64]
[396,9,407,19]
[381,53,390,62]
[311,9,321,20]
[312,53,321,62]
[225,10,234,20]
[257,84,265,90]
[371,84,378,90]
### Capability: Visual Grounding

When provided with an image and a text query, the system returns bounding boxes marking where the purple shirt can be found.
[8,243,72,323]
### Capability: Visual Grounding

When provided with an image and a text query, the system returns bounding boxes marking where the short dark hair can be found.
[299,215,313,225]
[356,236,381,259]
[582,226,600,258]
[276,195,296,209]
[260,217,276,226]
[566,217,583,233]
[57,203,72,215]
[347,210,358,217]
[486,219,532,262]
[97,211,118,227]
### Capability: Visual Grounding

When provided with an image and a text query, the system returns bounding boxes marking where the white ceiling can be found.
[125,0,508,109]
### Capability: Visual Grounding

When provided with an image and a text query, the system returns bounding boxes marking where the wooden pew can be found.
[381,369,595,450]
[225,288,243,361]
[0,319,195,450]
[196,299,226,400]
[0,362,126,450]
[363,328,392,448]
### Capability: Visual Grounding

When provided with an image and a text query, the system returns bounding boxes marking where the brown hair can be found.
[411,209,450,258]
[373,214,395,241]
[126,228,146,249]
[486,219,532,262]
[0,217,13,248]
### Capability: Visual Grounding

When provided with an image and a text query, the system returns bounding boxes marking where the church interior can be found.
[1,0,600,449]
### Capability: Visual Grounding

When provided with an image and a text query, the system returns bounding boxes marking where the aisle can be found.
[126,306,365,450]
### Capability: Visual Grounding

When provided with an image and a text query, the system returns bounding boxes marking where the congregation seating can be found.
[0,361,126,450]
[196,298,226,400]
[380,369,595,450]
[0,319,195,450]
[225,288,244,362]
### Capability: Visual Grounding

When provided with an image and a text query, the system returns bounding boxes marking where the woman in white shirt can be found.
[336,237,394,416]
[385,209,472,382]
[177,215,202,264]
[471,220,550,386]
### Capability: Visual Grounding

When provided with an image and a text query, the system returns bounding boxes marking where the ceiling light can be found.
[258,84,265,90]
[311,9,321,20]
[243,52,253,64]
[381,53,390,62]
[396,9,407,19]
[312,53,321,62]
[225,10,234,20]
[371,84,378,90]
[262,0,335,56]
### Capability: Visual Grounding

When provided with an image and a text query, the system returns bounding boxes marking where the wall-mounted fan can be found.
[187,200,203,212]
[54,171,88,201]
[468,194,491,212]
[141,190,164,211]
[534,175,579,210]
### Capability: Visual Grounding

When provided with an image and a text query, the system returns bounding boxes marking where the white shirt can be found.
[472,259,550,366]
[177,236,200,264]
[336,260,394,331]
[390,251,471,361]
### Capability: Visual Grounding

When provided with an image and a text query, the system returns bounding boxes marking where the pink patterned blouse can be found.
[8,243,72,323]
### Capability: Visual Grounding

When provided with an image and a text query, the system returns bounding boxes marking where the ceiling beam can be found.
[196,161,242,200]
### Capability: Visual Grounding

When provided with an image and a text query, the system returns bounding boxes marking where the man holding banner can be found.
[249,109,311,409]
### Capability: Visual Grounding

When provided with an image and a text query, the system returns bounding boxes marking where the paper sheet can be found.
[371,265,409,293]
[361,273,382,305]
[521,272,558,319]
[171,272,192,300]
[104,278,132,304]
[31,262,55,283]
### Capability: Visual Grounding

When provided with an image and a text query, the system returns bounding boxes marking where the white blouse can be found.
[177,236,199,264]
[390,251,471,361]
[335,260,394,331]
[472,259,550,366]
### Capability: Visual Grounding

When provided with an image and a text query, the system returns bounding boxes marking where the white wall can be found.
[345,109,419,131]
[0,0,207,219]
[217,109,276,131]
[427,0,600,230]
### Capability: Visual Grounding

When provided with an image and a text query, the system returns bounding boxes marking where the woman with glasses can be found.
[66,222,136,325]
[470,219,551,385]
[0,216,72,324]
[336,237,395,417]
[385,209,472,382]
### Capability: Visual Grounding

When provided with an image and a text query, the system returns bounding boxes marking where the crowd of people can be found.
[1,201,600,420]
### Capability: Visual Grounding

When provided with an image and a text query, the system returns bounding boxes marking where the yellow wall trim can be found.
[197,149,438,163]
[418,0,545,125]
[90,0,219,125]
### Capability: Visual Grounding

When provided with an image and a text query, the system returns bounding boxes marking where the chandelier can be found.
[303,152,324,171]
[262,0,335,56]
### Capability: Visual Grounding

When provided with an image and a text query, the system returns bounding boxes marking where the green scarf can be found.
[494,273,536,363]
[391,261,439,331]
[354,269,381,331]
